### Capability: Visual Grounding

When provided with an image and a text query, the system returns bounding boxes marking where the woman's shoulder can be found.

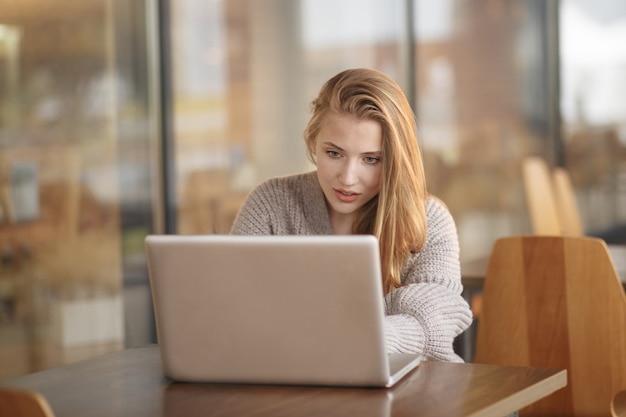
[251,171,317,197]
[424,195,457,236]
[232,171,327,235]
[425,195,452,218]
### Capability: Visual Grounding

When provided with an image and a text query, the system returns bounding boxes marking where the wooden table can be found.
[2,345,566,417]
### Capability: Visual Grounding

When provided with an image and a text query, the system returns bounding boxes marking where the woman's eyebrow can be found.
[321,141,344,151]
[321,141,381,156]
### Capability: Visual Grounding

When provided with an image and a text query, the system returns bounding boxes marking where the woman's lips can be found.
[334,189,360,203]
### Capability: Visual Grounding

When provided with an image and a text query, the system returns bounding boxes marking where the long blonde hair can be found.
[303,68,428,294]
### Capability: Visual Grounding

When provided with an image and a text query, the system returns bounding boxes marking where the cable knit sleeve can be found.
[383,198,473,362]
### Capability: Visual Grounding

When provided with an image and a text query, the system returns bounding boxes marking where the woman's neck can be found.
[329,211,354,235]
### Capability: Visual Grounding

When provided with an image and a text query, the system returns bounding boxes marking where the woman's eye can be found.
[364,156,380,164]
[327,150,341,158]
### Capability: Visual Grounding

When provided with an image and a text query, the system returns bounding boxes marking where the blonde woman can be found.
[231,68,472,362]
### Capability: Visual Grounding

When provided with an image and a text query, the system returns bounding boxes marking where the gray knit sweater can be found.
[230,171,473,362]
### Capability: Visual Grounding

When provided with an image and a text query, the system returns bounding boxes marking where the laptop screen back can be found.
[145,234,393,387]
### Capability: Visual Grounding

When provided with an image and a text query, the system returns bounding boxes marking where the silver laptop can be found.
[145,234,421,388]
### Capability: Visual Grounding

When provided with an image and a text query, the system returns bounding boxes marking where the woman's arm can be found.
[383,198,473,362]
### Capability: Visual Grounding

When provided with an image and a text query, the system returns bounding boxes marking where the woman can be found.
[231,68,472,362]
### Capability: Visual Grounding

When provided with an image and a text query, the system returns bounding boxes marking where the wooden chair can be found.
[521,156,562,235]
[613,389,626,417]
[0,387,56,417]
[552,166,585,236]
[474,235,626,416]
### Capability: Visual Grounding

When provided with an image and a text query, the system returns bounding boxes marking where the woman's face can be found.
[315,112,382,232]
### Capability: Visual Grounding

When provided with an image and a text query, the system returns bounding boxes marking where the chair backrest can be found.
[521,157,562,235]
[552,167,584,236]
[0,387,56,417]
[474,236,626,416]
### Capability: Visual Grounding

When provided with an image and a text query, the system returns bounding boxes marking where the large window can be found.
[170,0,558,263]
[0,0,159,379]
[415,0,556,260]
[560,0,626,234]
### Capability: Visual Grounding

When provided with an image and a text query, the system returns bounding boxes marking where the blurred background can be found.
[1,0,625,379]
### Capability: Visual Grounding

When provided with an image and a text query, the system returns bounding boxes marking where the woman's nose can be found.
[339,161,358,185]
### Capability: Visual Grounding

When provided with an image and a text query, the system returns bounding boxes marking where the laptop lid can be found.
[145,234,420,387]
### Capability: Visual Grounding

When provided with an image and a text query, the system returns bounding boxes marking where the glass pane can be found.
[415,0,554,261]
[170,0,410,235]
[560,0,626,237]
[0,0,157,379]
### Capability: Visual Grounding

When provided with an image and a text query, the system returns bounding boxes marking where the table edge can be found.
[467,368,568,417]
